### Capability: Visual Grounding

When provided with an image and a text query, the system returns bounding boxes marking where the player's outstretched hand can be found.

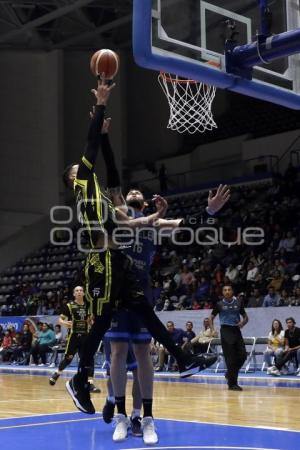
[91,73,115,106]
[207,184,230,214]
[153,194,168,218]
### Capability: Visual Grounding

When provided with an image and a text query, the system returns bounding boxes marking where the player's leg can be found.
[66,250,115,414]
[87,363,101,393]
[125,294,217,377]
[49,334,77,385]
[102,337,116,423]
[107,311,133,442]
[132,323,158,445]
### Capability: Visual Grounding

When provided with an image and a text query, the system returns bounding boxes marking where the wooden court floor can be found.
[0,373,299,432]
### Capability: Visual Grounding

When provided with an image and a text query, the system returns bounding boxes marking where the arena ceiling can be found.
[0,0,133,50]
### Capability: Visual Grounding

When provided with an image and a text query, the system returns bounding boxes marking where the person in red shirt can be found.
[0,330,13,362]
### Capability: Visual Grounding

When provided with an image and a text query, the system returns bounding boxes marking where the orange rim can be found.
[159,60,221,84]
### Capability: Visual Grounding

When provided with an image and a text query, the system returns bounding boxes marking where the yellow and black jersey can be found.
[61,301,89,335]
[74,104,118,249]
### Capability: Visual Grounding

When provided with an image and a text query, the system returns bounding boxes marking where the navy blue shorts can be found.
[103,337,137,373]
[104,278,152,344]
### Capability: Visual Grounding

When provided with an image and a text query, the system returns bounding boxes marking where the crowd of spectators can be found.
[149,173,300,311]
[0,322,64,365]
[0,170,299,315]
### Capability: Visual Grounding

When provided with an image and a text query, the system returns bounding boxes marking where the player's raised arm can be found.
[79,76,115,176]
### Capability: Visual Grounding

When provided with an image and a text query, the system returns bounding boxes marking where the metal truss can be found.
[0,0,132,49]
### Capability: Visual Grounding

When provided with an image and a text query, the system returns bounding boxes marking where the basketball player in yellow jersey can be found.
[49,286,100,393]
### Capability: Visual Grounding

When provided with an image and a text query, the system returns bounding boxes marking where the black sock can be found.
[142,398,153,418]
[115,396,127,416]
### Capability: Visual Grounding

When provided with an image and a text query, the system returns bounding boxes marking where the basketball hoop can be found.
[158,70,217,134]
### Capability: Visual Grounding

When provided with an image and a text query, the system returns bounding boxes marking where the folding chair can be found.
[253,337,269,372]
[207,338,224,373]
[243,337,256,373]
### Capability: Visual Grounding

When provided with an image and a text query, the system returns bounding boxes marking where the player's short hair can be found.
[62,163,76,188]
[223,284,233,290]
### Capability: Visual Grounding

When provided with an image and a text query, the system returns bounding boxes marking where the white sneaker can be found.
[38,363,46,367]
[113,414,130,442]
[267,366,276,374]
[49,363,56,368]
[141,417,158,445]
[271,368,280,376]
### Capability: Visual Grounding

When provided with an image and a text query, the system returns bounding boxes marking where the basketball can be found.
[90,49,120,79]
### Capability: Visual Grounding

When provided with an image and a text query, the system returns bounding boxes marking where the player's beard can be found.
[127,199,143,210]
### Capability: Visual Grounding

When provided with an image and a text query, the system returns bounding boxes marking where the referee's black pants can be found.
[220,325,247,387]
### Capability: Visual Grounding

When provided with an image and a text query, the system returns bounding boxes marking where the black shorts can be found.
[84,249,145,317]
[65,332,85,357]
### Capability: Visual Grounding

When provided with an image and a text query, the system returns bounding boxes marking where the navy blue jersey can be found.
[125,210,156,284]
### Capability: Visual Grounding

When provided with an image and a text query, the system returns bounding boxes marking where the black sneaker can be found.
[178,354,217,378]
[130,416,142,437]
[49,372,60,386]
[228,384,243,391]
[102,399,115,423]
[89,383,101,393]
[66,376,95,414]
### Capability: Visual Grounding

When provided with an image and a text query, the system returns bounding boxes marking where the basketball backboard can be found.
[133,0,300,109]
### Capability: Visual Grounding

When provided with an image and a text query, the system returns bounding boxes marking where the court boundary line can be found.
[157,417,300,434]
[0,411,299,434]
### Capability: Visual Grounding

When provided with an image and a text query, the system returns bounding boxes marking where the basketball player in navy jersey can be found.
[98,117,230,444]
[64,79,219,417]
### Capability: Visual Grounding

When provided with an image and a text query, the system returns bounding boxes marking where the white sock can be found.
[131,409,141,419]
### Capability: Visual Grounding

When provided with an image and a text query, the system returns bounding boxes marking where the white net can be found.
[158,72,217,134]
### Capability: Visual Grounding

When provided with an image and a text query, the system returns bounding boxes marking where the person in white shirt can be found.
[225,264,239,284]
[264,319,285,371]
[246,262,258,282]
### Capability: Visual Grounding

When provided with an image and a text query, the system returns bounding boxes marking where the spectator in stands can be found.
[247,288,264,308]
[30,323,56,366]
[269,317,300,376]
[290,287,300,306]
[191,299,201,310]
[49,324,64,368]
[225,264,239,284]
[162,298,174,311]
[264,319,285,372]
[246,262,259,284]
[11,323,32,364]
[0,325,4,344]
[0,330,13,362]
[267,271,284,292]
[279,289,292,307]
[194,277,210,301]
[183,321,196,343]
[155,321,185,372]
[8,326,16,340]
[180,265,194,287]
[277,231,296,253]
[54,324,63,344]
[190,318,218,354]
[263,287,280,307]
